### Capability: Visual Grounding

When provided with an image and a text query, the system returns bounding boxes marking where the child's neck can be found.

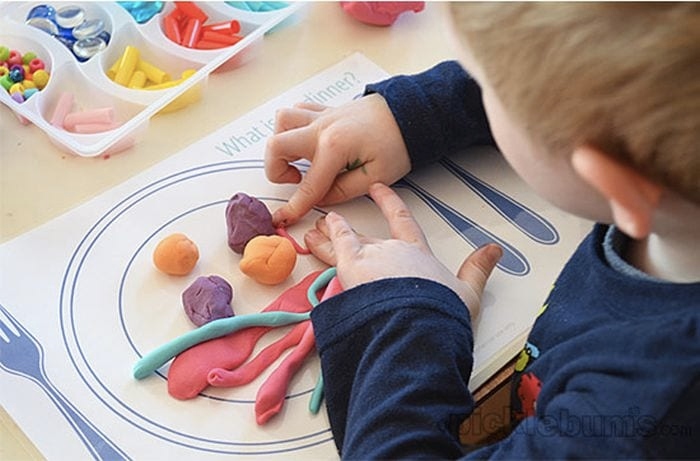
[626,200,700,283]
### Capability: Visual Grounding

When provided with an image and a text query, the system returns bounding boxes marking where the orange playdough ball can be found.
[239,235,297,285]
[153,233,199,275]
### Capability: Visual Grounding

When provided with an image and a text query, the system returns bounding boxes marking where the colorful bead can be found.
[9,82,25,93]
[25,4,110,62]
[63,106,114,130]
[225,1,289,12]
[25,17,59,36]
[56,5,85,29]
[113,45,140,86]
[32,69,50,89]
[163,5,244,50]
[23,88,39,99]
[29,58,45,73]
[10,91,24,103]
[182,18,203,48]
[73,36,107,60]
[0,73,13,91]
[0,46,8,62]
[26,4,56,21]
[72,18,105,40]
[175,2,209,23]
[127,70,147,89]
[22,52,37,65]
[203,20,241,35]
[136,60,170,84]
[117,1,164,24]
[9,65,24,83]
[7,50,22,67]
[49,92,74,128]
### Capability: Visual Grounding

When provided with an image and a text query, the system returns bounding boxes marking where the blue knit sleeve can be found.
[365,60,495,169]
[311,277,475,458]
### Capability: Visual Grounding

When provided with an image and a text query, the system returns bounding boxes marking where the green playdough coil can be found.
[133,311,311,379]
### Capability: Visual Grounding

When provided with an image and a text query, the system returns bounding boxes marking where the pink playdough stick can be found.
[167,271,322,399]
[275,227,311,254]
[255,322,317,425]
[207,320,309,387]
[64,107,115,130]
[253,276,343,424]
[49,92,74,128]
[72,122,120,134]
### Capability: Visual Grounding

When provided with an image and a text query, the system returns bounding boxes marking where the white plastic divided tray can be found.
[0,2,302,157]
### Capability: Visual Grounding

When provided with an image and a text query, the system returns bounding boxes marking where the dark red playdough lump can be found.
[182,275,234,326]
[225,192,276,254]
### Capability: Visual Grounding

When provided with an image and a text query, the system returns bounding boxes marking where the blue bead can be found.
[55,34,77,50]
[97,30,111,45]
[26,4,56,21]
[72,18,105,40]
[9,67,24,83]
[25,17,59,36]
[73,36,106,60]
[56,5,85,29]
[117,1,164,24]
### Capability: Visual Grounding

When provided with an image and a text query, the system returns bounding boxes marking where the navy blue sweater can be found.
[310,62,700,459]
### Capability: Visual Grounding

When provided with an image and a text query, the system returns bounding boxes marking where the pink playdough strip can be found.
[276,227,311,254]
[49,92,74,128]
[255,322,317,425]
[63,107,115,130]
[207,320,309,387]
[167,271,322,399]
[253,276,344,424]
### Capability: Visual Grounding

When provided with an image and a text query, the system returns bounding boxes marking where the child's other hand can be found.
[265,94,411,227]
[305,183,502,319]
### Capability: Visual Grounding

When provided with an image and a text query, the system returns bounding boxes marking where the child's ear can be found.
[571,145,662,239]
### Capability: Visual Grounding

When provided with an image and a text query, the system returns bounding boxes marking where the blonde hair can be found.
[450,3,700,204]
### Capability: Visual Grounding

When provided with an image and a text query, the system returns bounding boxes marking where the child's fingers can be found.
[325,212,362,261]
[368,183,429,249]
[304,228,337,266]
[273,107,321,133]
[317,168,374,206]
[265,126,317,184]
[293,101,328,112]
[456,244,502,316]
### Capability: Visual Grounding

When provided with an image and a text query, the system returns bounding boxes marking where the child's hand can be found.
[305,183,503,319]
[265,94,411,227]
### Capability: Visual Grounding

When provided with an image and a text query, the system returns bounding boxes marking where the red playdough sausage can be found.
[255,322,317,425]
[167,271,321,399]
[207,320,309,387]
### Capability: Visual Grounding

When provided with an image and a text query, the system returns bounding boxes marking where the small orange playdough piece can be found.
[153,233,199,275]
[239,235,296,285]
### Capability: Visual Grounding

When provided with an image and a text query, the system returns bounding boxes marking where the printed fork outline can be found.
[0,304,129,460]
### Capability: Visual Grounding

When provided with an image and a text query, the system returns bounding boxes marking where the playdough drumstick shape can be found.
[254,274,345,424]
[255,322,316,425]
[166,271,321,399]
[207,320,309,387]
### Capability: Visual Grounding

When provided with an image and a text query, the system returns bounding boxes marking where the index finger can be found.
[368,183,429,249]
[276,155,346,226]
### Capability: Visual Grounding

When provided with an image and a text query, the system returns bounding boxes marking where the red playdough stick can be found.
[167,271,322,399]
[255,322,316,425]
[207,320,309,387]
[275,227,311,255]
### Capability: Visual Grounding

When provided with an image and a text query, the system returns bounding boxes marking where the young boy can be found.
[265,3,699,458]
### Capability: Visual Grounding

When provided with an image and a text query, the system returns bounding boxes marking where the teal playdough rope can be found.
[132,311,310,379]
[306,267,337,414]
[133,267,339,382]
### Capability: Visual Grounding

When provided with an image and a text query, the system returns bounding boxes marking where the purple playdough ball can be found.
[182,275,234,326]
[225,192,276,254]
